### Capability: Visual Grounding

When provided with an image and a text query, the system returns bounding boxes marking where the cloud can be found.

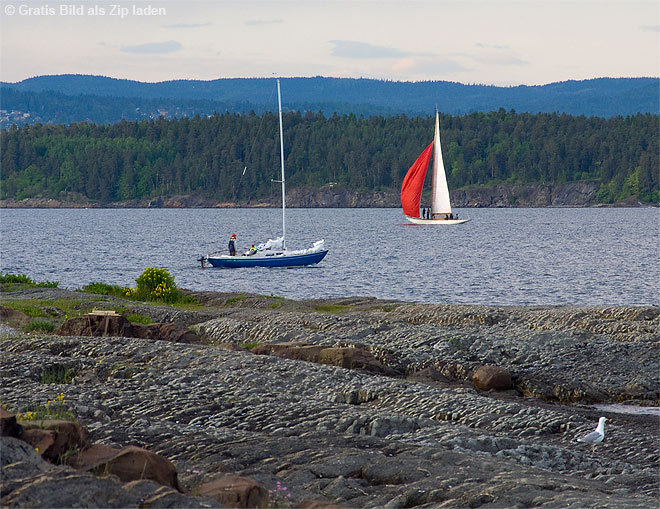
[474,54,528,67]
[245,19,283,26]
[392,56,469,76]
[329,40,468,78]
[471,44,528,67]
[330,40,411,59]
[164,23,211,29]
[476,43,511,50]
[121,41,182,54]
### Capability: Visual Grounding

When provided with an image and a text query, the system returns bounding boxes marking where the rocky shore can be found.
[0,181,653,209]
[1,288,659,507]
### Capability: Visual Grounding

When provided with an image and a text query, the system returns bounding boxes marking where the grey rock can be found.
[0,324,19,339]
[1,293,658,508]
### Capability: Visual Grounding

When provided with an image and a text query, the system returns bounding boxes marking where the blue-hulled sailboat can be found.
[201,80,328,268]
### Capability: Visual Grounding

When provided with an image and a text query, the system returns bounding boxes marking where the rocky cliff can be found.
[1,182,651,208]
[286,182,627,208]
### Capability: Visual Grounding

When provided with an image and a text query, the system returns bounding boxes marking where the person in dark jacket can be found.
[228,234,237,256]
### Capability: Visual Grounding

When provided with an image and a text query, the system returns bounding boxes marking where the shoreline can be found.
[2,202,655,209]
[1,182,655,209]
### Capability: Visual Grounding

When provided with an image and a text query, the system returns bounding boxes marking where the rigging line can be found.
[298,172,323,242]
[238,82,278,186]
[303,203,323,242]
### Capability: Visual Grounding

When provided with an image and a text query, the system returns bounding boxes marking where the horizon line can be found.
[3,73,659,89]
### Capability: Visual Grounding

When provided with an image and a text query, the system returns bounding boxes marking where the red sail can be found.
[400,141,433,217]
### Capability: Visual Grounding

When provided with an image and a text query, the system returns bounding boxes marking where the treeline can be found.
[1,109,658,205]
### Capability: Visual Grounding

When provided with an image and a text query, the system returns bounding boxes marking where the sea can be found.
[1,207,658,306]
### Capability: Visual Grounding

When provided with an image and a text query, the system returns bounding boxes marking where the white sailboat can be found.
[401,111,470,225]
[202,79,328,268]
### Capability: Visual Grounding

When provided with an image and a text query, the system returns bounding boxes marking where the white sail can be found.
[430,111,452,215]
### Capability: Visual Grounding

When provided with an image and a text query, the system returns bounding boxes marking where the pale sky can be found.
[1,0,658,86]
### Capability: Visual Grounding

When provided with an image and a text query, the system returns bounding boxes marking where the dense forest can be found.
[1,110,658,205]
[2,76,658,127]
[0,87,245,127]
[0,86,396,128]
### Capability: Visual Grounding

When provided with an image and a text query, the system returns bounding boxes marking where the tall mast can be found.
[277,79,286,250]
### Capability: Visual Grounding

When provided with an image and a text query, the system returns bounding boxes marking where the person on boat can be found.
[247,244,257,256]
[228,234,237,256]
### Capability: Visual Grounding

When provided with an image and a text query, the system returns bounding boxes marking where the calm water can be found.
[0,208,658,306]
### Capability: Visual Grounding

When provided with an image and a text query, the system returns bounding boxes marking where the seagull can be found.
[577,417,607,446]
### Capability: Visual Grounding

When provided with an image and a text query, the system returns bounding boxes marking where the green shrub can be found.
[80,282,127,298]
[0,273,33,284]
[82,270,197,307]
[126,313,153,324]
[24,320,56,333]
[135,267,181,303]
[0,273,59,289]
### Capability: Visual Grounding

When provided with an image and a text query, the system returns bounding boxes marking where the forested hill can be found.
[1,110,657,206]
[1,75,658,127]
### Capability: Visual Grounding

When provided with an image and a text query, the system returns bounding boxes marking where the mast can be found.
[277,79,286,250]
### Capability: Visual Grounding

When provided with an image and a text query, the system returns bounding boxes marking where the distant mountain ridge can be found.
[1,75,658,127]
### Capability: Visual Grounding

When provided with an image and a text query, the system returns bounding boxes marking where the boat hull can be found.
[206,250,328,268]
[405,216,471,225]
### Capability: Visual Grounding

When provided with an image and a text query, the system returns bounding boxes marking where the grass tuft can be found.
[40,366,75,384]
[225,295,248,306]
[0,273,59,290]
[24,321,56,333]
[126,313,153,324]
[314,303,353,314]
[79,282,128,298]
[240,342,261,350]
[14,393,78,423]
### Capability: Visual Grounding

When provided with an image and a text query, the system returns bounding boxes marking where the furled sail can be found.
[401,141,433,218]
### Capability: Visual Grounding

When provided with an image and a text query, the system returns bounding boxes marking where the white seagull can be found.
[577,417,607,444]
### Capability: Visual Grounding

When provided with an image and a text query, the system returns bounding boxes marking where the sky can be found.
[1,0,658,86]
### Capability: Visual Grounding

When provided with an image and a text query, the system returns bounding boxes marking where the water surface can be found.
[1,207,657,305]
